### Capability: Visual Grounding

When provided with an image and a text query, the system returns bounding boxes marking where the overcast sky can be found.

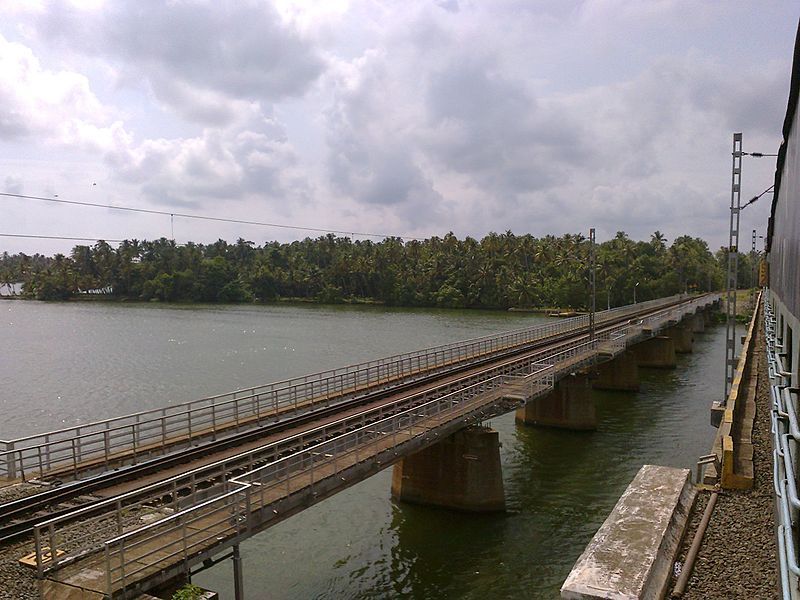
[1,1,797,256]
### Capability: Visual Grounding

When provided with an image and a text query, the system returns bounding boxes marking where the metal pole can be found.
[724,132,743,402]
[589,228,596,344]
[233,544,244,600]
[750,229,758,311]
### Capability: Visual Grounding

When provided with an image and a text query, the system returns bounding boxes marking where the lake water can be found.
[0,300,723,599]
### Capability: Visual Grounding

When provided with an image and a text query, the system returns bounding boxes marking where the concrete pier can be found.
[391,426,505,512]
[635,335,677,369]
[691,312,705,333]
[592,351,639,392]
[666,324,694,354]
[561,465,696,599]
[515,374,597,430]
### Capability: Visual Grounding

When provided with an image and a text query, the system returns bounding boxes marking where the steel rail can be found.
[6,295,709,551]
[0,296,686,483]
[2,295,699,487]
[101,298,710,597]
[29,294,715,592]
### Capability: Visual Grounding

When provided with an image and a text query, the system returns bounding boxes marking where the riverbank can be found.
[0,292,585,315]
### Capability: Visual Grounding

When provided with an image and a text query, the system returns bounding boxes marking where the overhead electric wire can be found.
[743,184,775,209]
[0,233,124,243]
[0,192,423,241]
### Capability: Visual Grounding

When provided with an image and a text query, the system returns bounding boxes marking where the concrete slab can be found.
[41,580,105,600]
[561,465,696,600]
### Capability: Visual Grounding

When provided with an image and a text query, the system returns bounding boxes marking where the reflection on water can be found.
[195,325,723,600]
[2,301,722,599]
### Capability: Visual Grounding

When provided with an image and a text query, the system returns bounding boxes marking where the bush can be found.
[172,583,205,600]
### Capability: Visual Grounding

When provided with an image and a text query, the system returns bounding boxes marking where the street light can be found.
[634,281,640,304]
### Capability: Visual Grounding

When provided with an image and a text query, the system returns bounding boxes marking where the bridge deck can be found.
[46,376,555,598]
[27,294,719,599]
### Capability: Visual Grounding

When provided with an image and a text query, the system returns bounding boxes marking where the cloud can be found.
[324,49,444,226]
[106,115,309,208]
[0,0,794,255]
[35,0,326,125]
[3,175,23,194]
[0,26,311,212]
[0,33,107,139]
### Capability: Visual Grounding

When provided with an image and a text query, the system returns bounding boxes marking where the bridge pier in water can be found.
[634,335,677,368]
[593,351,640,392]
[515,373,597,430]
[666,323,694,353]
[691,311,706,333]
[391,426,505,512]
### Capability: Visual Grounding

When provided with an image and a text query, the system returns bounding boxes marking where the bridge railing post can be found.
[2,441,15,481]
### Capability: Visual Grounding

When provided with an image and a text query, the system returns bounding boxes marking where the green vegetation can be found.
[171,584,205,600]
[0,231,759,309]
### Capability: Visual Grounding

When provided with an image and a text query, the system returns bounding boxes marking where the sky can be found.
[0,0,797,256]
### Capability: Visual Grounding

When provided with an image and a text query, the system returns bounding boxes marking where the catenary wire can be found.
[0,192,423,241]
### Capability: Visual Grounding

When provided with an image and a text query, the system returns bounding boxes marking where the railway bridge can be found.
[0,293,719,599]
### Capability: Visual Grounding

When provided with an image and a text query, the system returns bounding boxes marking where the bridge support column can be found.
[666,324,693,354]
[391,426,505,512]
[515,373,597,430]
[593,351,639,392]
[691,313,705,333]
[634,336,677,369]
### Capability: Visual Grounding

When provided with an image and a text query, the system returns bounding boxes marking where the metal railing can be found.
[2,295,688,482]
[33,349,562,577]
[34,294,719,596]
[764,294,800,599]
[101,366,557,596]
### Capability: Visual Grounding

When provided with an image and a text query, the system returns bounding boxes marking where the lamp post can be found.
[633,281,640,304]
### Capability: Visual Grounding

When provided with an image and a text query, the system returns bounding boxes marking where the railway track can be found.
[0,296,702,546]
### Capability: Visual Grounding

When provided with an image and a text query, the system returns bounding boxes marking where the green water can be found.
[0,301,722,599]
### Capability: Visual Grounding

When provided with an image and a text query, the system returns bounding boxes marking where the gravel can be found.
[0,491,158,599]
[0,537,38,600]
[676,329,778,599]
[0,483,52,599]
[0,482,50,504]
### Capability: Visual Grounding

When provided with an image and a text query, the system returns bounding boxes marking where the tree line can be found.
[0,231,759,309]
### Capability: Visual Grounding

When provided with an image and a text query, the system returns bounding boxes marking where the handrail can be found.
[29,293,722,594]
[101,367,558,593]
[2,294,695,482]
[32,346,564,574]
[764,293,800,597]
[2,294,683,446]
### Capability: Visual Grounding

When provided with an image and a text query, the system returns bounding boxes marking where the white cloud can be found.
[33,0,326,125]
[0,0,795,255]
[0,33,108,139]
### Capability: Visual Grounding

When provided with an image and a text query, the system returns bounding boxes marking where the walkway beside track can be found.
[672,299,778,599]
[1,296,681,486]
[30,295,716,599]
